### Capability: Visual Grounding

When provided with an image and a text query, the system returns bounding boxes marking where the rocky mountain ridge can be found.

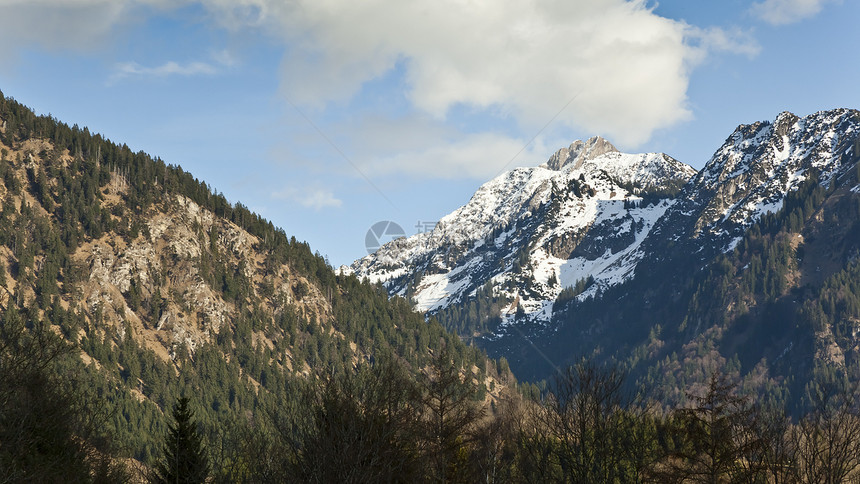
[349,135,697,326]
[353,110,860,325]
[643,109,860,262]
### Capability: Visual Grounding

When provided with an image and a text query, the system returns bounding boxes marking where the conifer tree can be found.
[652,371,766,483]
[152,396,208,484]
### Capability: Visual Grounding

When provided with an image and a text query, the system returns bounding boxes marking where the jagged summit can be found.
[658,108,860,254]
[350,139,696,316]
[347,107,860,390]
[543,136,619,171]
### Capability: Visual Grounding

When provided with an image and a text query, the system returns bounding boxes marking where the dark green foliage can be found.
[152,397,209,484]
[271,358,425,482]
[215,352,491,483]
[801,261,860,344]
[618,175,685,208]
[553,275,594,311]
[292,279,308,301]
[0,307,128,483]
[682,175,829,331]
[434,280,509,336]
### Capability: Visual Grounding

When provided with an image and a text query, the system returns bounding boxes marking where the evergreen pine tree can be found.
[152,396,208,484]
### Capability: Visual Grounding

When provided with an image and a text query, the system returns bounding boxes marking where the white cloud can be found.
[272,185,342,210]
[687,26,761,59]
[247,0,758,148]
[254,0,758,178]
[0,0,761,177]
[210,49,237,68]
[366,132,540,180]
[0,0,127,58]
[109,60,218,84]
[269,109,557,180]
[304,113,552,180]
[107,49,238,84]
[750,0,838,25]
[260,0,700,147]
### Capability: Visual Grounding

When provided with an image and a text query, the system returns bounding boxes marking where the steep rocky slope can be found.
[0,136,331,370]
[642,109,860,265]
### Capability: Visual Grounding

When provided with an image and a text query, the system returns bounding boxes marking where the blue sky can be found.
[0,0,857,266]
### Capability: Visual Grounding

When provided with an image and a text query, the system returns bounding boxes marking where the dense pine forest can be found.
[3,90,860,482]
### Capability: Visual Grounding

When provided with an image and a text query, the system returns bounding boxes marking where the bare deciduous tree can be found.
[521,360,653,483]
[422,345,484,483]
[792,376,860,484]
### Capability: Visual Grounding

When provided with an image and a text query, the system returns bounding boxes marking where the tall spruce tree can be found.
[152,396,208,484]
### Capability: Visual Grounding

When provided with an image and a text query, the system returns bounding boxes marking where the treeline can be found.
[0,89,334,290]
[7,307,860,483]
[0,302,499,483]
[205,360,860,483]
[434,280,509,336]
[553,275,595,311]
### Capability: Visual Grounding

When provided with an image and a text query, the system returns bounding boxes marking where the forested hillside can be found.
[0,91,512,481]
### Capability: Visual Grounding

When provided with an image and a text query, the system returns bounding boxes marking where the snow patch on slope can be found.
[351,138,697,327]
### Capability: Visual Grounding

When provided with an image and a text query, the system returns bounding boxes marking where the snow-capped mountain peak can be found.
[652,109,860,255]
[348,108,860,388]
[350,139,697,322]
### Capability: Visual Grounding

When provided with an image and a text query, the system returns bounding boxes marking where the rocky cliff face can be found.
[544,137,620,171]
[76,193,330,361]
[0,134,332,367]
